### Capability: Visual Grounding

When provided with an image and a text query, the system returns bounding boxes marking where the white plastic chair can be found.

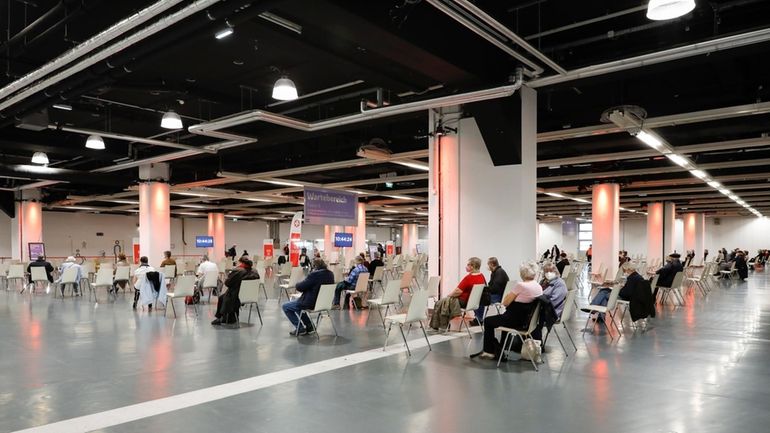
[57,267,79,298]
[383,289,431,356]
[658,271,685,306]
[332,265,344,283]
[496,302,541,369]
[7,264,25,291]
[425,276,441,301]
[448,284,485,338]
[491,280,517,315]
[239,279,262,326]
[91,267,114,301]
[114,266,130,293]
[28,266,50,294]
[279,267,304,302]
[367,279,401,328]
[370,266,385,294]
[296,283,338,339]
[345,272,370,310]
[582,285,623,337]
[166,275,197,318]
[546,289,578,355]
[202,271,220,303]
[719,262,737,281]
[0,262,9,290]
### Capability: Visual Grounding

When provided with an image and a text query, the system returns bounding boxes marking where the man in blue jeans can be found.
[332,256,367,309]
[282,258,335,335]
[473,257,509,325]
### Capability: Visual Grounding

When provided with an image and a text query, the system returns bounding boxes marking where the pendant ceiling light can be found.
[86,134,105,150]
[31,152,49,165]
[272,76,298,101]
[646,0,696,20]
[161,110,183,129]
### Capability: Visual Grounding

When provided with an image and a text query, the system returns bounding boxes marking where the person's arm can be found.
[502,290,518,307]
[448,274,471,298]
[295,274,313,293]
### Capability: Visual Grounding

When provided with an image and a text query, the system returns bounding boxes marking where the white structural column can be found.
[428,86,537,295]
[402,223,418,256]
[592,183,620,280]
[683,212,704,262]
[647,202,663,262]
[207,212,225,261]
[138,164,171,267]
[10,189,43,261]
[663,202,676,255]
[354,203,366,254]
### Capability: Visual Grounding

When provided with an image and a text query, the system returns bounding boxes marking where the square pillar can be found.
[138,182,170,267]
[663,202,676,255]
[11,190,43,261]
[207,212,225,261]
[647,202,663,262]
[592,183,620,280]
[683,212,705,264]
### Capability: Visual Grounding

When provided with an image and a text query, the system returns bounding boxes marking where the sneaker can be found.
[469,318,480,327]
[479,352,496,360]
[289,328,307,336]
[211,319,222,325]
[469,351,484,359]
[580,307,591,313]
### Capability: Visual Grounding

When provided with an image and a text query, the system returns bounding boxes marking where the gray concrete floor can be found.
[1,272,769,433]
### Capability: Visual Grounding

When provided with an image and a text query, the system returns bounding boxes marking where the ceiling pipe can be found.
[49,125,218,154]
[528,27,770,88]
[524,5,648,40]
[0,0,222,113]
[0,0,190,103]
[0,0,73,55]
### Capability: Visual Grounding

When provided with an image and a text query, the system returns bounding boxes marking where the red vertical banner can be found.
[263,239,274,259]
[386,241,394,256]
[132,237,140,264]
[289,212,303,266]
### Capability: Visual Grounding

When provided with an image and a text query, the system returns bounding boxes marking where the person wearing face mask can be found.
[429,257,487,330]
[530,262,569,345]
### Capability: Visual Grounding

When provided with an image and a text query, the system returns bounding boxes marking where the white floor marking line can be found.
[13,329,479,433]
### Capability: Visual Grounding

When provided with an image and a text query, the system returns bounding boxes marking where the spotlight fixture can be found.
[272,76,298,101]
[31,152,49,165]
[161,111,183,129]
[85,134,105,150]
[646,0,696,21]
[215,23,234,39]
[52,103,72,111]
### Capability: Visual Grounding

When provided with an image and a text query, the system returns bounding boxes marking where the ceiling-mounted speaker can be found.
[713,217,721,225]
[466,94,522,166]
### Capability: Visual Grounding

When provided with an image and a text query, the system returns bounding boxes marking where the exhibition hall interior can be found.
[2,0,770,431]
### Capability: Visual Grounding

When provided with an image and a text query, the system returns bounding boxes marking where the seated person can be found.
[368,253,384,275]
[429,257,487,330]
[27,256,54,287]
[583,262,655,321]
[472,257,509,325]
[471,262,543,359]
[654,253,683,300]
[212,257,259,325]
[195,254,219,292]
[133,256,167,311]
[111,253,130,294]
[332,256,368,309]
[735,251,749,281]
[556,253,570,276]
[531,262,568,342]
[277,245,290,265]
[281,258,335,335]
[57,256,83,295]
[160,250,177,277]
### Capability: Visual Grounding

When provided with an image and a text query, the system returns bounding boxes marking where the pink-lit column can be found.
[138,164,170,267]
[402,223,418,256]
[663,202,676,255]
[10,189,43,261]
[207,212,225,261]
[647,202,663,262]
[323,225,333,256]
[683,212,705,263]
[592,183,620,280]
[354,203,366,254]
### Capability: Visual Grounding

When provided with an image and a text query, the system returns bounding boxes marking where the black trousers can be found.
[483,314,518,354]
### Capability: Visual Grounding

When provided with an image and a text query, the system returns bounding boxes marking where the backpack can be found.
[184,292,201,305]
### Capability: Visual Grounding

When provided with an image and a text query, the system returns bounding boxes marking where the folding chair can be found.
[91,267,114,301]
[582,285,623,337]
[545,289,578,355]
[255,264,270,300]
[0,262,9,290]
[202,271,220,303]
[114,266,131,293]
[448,284,484,338]
[57,267,79,298]
[296,284,338,339]
[239,279,263,325]
[383,289,431,356]
[344,272,370,310]
[279,267,304,302]
[370,266,385,295]
[719,262,737,281]
[367,279,401,329]
[7,264,25,292]
[496,303,541,369]
[27,266,50,294]
[425,276,441,303]
[491,280,517,315]
[658,271,685,306]
[166,275,197,318]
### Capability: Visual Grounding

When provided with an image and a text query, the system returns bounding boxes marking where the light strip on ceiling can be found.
[392,161,430,171]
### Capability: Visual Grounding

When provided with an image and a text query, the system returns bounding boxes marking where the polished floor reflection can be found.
[2,272,769,433]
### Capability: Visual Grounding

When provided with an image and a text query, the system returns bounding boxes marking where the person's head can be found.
[36,255,45,262]
[466,257,482,273]
[487,257,499,272]
[140,256,148,265]
[560,252,567,259]
[542,262,559,281]
[202,254,210,262]
[118,253,126,261]
[238,257,253,269]
[354,256,364,265]
[519,261,539,281]
[374,253,381,260]
[311,258,327,270]
[669,252,681,262]
[65,256,76,263]
[623,261,638,276]
[164,251,171,259]
[301,247,307,254]
[283,245,290,254]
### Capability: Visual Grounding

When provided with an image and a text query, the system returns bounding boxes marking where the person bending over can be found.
[332,256,367,309]
[212,257,259,325]
[282,258,335,335]
[429,257,487,330]
[471,262,543,360]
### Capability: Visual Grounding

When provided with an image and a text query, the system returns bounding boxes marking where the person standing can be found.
[586,244,593,263]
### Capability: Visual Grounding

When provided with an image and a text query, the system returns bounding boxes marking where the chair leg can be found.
[583,314,593,333]
[256,303,263,326]
[497,332,513,368]
[462,314,472,338]
[327,312,338,337]
[383,322,393,351]
[524,336,539,371]
[294,311,303,338]
[247,304,253,324]
[260,283,269,301]
[553,327,567,356]
[419,321,431,351]
[564,323,577,351]
[602,315,614,338]
[398,325,411,356]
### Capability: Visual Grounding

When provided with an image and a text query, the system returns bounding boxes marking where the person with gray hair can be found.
[540,262,568,317]
[332,255,368,309]
[429,257,487,330]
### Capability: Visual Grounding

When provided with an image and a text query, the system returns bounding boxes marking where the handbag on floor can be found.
[520,339,542,362]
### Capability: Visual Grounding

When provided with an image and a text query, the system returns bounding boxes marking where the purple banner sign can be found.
[304,187,358,226]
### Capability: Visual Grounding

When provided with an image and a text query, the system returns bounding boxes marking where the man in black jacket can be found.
[27,256,54,286]
[281,258,334,335]
[654,253,683,302]
[368,253,384,275]
[619,262,655,321]
[556,253,570,276]
[472,257,509,325]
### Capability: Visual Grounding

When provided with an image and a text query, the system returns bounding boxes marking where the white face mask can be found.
[545,272,556,281]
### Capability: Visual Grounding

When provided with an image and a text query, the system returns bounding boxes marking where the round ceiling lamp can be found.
[272,76,298,101]
[161,110,183,129]
[646,0,696,20]
[31,152,49,165]
[85,134,105,150]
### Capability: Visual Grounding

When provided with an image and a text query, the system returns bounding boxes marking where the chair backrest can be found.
[371,266,385,282]
[239,279,260,303]
[0,262,9,275]
[381,280,402,304]
[115,266,130,281]
[399,270,413,289]
[614,266,624,281]
[30,266,48,282]
[163,265,176,278]
[564,272,576,291]
[280,261,292,276]
[313,284,337,312]
[560,289,577,322]
[525,303,541,334]
[671,271,684,289]
[465,284,485,310]
[561,264,571,279]
[606,286,622,309]
[332,265,344,283]
[426,276,441,298]
[173,275,196,297]
[288,267,304,287]
[650,274,659,288]
[353,272,370,293]
[501,280,517,300]
[202,270,219,288]
[81,261,95,274]
[405,289,429,322]
[95,267,113,286]
[60,267,79,284]
[217,261,226,273]
[8,264,24,279]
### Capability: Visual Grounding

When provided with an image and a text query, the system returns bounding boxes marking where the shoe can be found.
[211,319,222,325]
[289,328,308,336]
[580,307,591,313]
[479,352,496,360]
[469,351,484,359]
[132,302,137,310]
[469,318,480,327]
[331,305,341,310]
[148,304,152,312]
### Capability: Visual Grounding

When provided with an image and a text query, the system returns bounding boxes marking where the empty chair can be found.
[238,279,262,326]
[57,267,79,298]
[367,280,402,328]
[399,270,414,296]
[370,266,385,294]
[202,271,220,303]
[166,275,197,318]
[0,262,9,290]
[545,289,578,355]
[448,284,485,338]
[279,267,304,302]
[383,289,431,356]
[91,267,114,301]
[295,284,338,339]
[496,303,542,369]
[344,272,370,310]
[425,276,441,301]
[7,264,25,291]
